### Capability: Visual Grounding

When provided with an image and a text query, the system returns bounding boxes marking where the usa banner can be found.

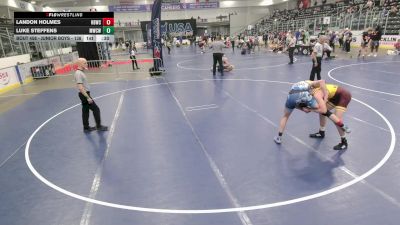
[151,0,163,71]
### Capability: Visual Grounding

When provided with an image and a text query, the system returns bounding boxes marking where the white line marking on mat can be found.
[328,61,400,97]
[79,93,125,225]
[24,79,396,214]
[186,104,219,111]
[0,93,38,98]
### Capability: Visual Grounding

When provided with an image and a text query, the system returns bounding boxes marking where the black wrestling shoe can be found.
[96,125,108,131]
[84,126,96,132]
[309,131,325,138]
[333,140,348,150]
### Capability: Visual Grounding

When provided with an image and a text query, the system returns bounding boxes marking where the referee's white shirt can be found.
[210,41,225,54]
[288,37,296,48]
[313,42,323,57]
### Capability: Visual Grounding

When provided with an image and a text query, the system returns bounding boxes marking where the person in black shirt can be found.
[231,37,235,52]
[369,25,382,57]
[358,28,372,59]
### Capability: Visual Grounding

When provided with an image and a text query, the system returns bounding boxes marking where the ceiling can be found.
[20,0,283,9]
[22,0,123,8]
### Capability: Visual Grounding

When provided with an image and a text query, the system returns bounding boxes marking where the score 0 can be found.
[102,18,114,35]
[102,18,114,26]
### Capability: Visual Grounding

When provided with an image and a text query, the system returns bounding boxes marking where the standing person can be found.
[308,81,352,150]
[74,58,108,132]
[130,46,139,70]
[304,29,310,45]
[323,39,333,59]
[166,40,171,55]
[288,32,296,64]
[358,28,372,59]
[344,28,352,53]
[369,25,382,57]
[199,39,206,54]
[263,33,269,48]
[338,31,344,49]
[210,36,225,76]
[310,36,325,80]
[231,37,235,52]
[254,37,260,52]
[273,80,351,150]
[328,30,336,53]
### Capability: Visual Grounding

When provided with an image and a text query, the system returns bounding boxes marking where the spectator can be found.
[390,5,398,16]
[369,25,382,57]
[344,28,352,53]
[394,39,400,54]
[366,0,374,10]
[166,40,171,54]
[130,47,140,70]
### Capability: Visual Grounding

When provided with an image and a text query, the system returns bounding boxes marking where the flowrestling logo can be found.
[0,71,10,86]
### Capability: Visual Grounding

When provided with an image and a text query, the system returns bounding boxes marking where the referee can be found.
[310,36,324,80]
[210,36,225,76]
[74,58,108,132]
[287,32,296,64]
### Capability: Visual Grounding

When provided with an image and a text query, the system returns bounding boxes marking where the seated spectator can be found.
[212,55,235,71]
[222,55,234,71]
[366,0,374,10]
[272,40,285,53]
[393,39,400,55]
[389,5,398,16]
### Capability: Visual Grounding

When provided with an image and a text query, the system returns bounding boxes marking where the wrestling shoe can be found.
[273,136,282,144]
[309,130,325,138]
[97,125,108,131]
[84,126,96,132]
[333,139,348,150]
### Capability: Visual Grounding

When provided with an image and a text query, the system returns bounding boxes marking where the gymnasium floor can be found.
[1,46,400,225]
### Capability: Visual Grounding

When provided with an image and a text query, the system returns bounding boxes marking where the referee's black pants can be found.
[309,57,322,80]
[288,47,295,63]
[130,55,139,69]
[213,53,224,75]
[79,91,101,129]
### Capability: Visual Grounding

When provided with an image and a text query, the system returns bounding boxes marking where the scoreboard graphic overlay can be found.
[14,12,114,42]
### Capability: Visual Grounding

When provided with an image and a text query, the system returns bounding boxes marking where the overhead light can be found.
[31,1,36,4]
[221,1,235,7]
[260,0,273,6]
[95,0,100,2]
